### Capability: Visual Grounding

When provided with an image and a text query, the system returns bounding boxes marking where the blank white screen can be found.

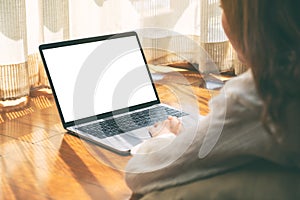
[42,36,158,122]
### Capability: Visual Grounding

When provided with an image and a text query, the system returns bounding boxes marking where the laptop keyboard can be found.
[76,106,187,139]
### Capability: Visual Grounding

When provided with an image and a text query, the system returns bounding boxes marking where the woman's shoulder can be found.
[220,69,263,109]
[224,69,256,95]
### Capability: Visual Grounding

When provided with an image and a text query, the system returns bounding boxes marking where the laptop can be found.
[39,31,188,155]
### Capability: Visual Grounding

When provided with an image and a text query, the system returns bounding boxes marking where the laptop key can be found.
[76,106,186,139]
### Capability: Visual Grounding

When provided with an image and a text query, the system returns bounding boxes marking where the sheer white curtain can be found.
[0,0,244,106]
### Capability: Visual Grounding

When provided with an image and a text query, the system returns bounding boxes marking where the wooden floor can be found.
[0,69,217,199]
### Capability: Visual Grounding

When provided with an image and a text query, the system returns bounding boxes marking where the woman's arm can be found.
[125,71,273,194]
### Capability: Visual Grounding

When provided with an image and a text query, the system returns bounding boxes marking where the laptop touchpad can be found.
[121,128,151,144]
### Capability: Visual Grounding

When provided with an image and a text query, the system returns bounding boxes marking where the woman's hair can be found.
[220,0,300,139]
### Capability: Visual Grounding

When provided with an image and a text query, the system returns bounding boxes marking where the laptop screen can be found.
[40,33,159,124]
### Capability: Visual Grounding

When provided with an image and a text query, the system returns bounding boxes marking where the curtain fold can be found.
[0,0,244,105]
[0,0,29,101]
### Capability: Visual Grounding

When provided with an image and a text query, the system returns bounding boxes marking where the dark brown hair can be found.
[220,0,300,139]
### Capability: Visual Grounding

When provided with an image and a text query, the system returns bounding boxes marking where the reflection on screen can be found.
[42,36,158,122]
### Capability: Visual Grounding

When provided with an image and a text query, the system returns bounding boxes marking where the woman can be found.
[125,0,300,197]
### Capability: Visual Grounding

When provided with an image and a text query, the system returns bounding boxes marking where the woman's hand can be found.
[149,116,182,137]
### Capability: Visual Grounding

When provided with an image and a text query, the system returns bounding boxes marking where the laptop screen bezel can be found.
[39,31,161,128]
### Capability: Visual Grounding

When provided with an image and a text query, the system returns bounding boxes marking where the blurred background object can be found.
[0,0,244,110]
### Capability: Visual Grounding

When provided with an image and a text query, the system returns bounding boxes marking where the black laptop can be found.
[39,31,188,155]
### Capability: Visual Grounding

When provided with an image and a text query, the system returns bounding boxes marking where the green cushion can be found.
[139,161,300,200]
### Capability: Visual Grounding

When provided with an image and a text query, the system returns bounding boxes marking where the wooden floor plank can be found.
[0,69,214,199]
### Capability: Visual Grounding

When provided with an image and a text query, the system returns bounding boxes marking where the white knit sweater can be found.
[125,70,300,194]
